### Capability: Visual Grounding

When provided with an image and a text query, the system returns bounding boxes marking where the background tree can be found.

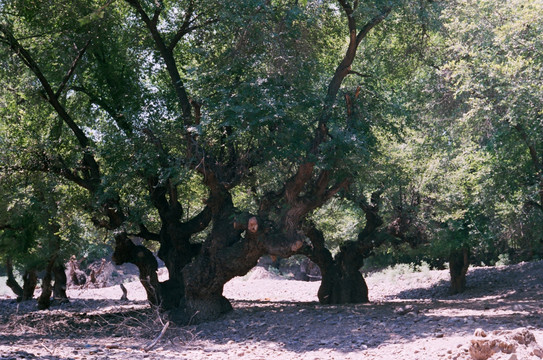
[436,0,543,279]
[0,170,98,305]
[359,0,543,294]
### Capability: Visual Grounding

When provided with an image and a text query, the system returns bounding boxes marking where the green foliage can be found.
[0,172,109,275]
[310,198,364,252]
[1,0,541,284]
[435,0,543,263]
[347,0,543,267]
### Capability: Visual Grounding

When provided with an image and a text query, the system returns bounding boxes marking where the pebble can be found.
[2,261,543,360]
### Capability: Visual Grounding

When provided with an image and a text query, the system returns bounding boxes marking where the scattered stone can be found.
[395,304,416,315]
[2,261,543,360]
[468,328,543,360]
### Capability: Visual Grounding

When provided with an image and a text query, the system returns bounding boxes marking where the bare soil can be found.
[1,261,543,360]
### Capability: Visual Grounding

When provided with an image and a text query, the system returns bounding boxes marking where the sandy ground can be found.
[1,261,543,359]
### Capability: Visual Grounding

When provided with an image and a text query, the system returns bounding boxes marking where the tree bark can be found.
[304,226,369,304]
[449,247,470,294]
[21,269,37,301]
[112,233,160,305]
[53,263,68,301]
[174,192,246,324]
[145,175,212,310]
[38,258,55,310]
[303,191,384,304]
[156,230,202,310]
[38,254,68,309]
[5,257,23,300]
[169,189,304,324]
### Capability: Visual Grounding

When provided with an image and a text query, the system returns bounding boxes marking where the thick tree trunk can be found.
[180,243,256,324]
[53,263,68,301]
[156,221,205,310]
[449,247,470,294]
[144,174,212,310]
[175,195,248,324]
[169,190,303,324]
[36,263,68,309]
[319,267,369,304]
[5,257,23,300]
[157,238,198,310]
[303,192,383,304]
[320,245,369,304]
[38,255,67,309]
[38,262,54,310]
[21,269,37,301]
[304,226,369,304]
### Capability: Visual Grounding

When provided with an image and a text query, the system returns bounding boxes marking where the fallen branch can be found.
[41,343,54,355]
[143,321,170,352]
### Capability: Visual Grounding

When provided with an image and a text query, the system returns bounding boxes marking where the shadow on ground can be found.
[183,288,543,355]
[1,261,542,358]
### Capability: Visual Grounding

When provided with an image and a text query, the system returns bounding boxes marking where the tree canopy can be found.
[1,0,542,321]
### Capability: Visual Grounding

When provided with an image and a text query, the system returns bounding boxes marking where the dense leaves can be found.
[0,0,542,313]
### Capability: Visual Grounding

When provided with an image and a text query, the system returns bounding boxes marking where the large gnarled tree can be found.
[0,0,434,321]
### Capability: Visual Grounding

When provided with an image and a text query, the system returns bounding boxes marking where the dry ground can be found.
[1,261,543,359]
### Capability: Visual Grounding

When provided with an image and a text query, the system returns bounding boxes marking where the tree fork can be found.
[264,1,392,236]
[303,225,370,304]
[176,206,306,324]
[302,191,384,304]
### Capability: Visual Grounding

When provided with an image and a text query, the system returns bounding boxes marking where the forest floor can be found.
[1,261,543,360]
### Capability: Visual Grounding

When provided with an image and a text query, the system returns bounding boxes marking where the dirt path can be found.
[1,261,543,359]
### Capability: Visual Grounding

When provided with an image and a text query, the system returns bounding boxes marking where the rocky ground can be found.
[1,261,543,360]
